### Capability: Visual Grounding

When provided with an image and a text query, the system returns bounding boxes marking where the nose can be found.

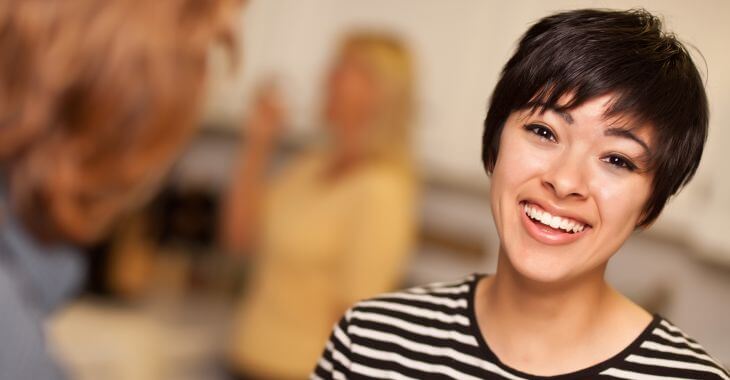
[542,152,589,199]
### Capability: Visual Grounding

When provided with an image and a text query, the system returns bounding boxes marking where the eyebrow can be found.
[526,102,651,154]
[556,110,573,124]
[604,128,650,154]
[526,101,574,124]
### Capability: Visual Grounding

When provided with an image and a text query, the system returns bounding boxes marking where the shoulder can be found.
[607,316,729,379]
[276,150,324,180]
[342,274,480,342]
[350,274,477,311]
[352,159,414,188]
[345,164,416,214]
[0,262,65,380]
[316,274,488,379]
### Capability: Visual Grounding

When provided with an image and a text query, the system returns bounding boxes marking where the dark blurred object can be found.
[152,186,220,250]
[84,184,222,299]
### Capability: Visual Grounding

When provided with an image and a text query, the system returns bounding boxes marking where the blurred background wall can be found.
[46,1,729,379]
[205,0,730,264]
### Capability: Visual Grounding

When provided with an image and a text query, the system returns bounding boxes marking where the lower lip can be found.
[519,202,589,245]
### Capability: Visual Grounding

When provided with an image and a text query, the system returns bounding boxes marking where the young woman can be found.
[223,33,418,379]
[0,1,241,378]
[312,9,730,380]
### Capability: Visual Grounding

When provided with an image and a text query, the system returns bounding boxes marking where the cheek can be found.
[589,173,652,235]
[490,128,557,232]
[492,130,554,194]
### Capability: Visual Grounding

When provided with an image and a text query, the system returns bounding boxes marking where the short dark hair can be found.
[482,8,708,227]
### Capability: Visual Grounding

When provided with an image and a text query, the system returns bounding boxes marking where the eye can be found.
[602,154,637,171]
[523,123,557,142]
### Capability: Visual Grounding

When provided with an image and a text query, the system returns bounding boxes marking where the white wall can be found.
[203,0,730,262]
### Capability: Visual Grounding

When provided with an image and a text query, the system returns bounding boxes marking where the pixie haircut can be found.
[482,9,708,227]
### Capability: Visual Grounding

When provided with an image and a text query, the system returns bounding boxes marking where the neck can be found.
[474,247,653,376]
[327,120,369,177]
[324,141,364,181]
[478,248,616,358]
[491,252,610,318]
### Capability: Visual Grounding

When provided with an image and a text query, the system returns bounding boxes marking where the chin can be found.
[494,199,601,285]
[505,247,575,284]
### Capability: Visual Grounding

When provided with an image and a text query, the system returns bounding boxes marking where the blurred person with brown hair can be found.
[221,32,418,379]
[0,0,242,378]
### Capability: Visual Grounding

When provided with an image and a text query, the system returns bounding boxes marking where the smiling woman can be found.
[491,94,656,284]
[312,8,730,380]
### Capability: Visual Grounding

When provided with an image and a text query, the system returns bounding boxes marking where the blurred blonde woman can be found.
[222,32,418,379]
[0,0,242,378]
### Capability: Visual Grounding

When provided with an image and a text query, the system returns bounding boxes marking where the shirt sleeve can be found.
[311,310,353,380]
[0,263,66,380]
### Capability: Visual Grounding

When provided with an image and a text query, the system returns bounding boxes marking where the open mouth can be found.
[520,201,591,235]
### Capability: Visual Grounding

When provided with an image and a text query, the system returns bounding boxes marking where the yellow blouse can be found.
[228,149,417,379]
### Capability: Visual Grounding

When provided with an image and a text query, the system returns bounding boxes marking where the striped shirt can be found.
[312,274,729,380]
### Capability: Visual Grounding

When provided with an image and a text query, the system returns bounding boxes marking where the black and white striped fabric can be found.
[311,274,729,379]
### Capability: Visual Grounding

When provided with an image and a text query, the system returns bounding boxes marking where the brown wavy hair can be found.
[0,0,242,244]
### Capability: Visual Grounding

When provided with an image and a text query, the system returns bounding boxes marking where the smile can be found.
[519,201,592,245]
[522,202,586,233]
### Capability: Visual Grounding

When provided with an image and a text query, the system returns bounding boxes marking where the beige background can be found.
[204,0,730,263]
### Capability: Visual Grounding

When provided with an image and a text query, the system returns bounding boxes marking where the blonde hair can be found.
[0,0,242,243]
[334,32,415,168]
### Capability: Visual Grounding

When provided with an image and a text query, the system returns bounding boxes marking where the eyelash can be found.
[523,123,638,172]
[524,123,556,142]
[601,155,637,171]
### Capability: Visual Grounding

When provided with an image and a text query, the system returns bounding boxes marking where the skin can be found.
[475,94,656,375]
[324,51,380,174]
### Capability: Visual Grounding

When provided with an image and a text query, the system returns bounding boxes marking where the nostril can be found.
[543,179,557,193]
[543,175,588,200]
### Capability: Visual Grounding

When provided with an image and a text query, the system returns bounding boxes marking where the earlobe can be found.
[635,212,655,230]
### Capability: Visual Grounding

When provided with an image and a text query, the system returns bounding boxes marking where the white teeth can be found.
[540,213,552,225]
[523,202,586,233]
[549,218,561,229]
[559,219,570,230]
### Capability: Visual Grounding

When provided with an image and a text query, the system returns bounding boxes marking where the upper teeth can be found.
[523,203,585,233]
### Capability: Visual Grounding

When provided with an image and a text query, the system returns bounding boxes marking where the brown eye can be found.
[602,155,637,171]
[524,123,556,142]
